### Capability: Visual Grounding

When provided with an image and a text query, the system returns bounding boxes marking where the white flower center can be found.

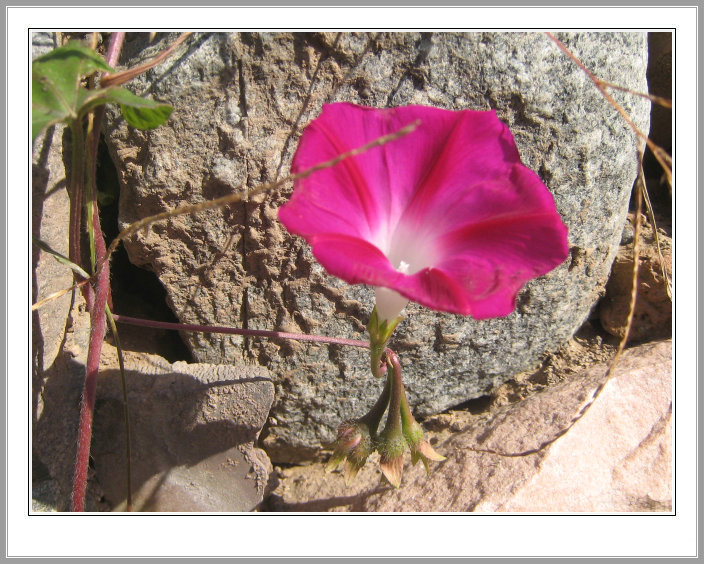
[373,219,437,322]
[374,260,413,322]
[374,287,410,323]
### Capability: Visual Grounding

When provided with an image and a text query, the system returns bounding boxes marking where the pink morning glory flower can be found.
[279,103,569,322]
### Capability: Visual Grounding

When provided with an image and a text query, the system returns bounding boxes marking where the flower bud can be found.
[377,431,407,488]
[402,410,446,476]
[326,420,373,484]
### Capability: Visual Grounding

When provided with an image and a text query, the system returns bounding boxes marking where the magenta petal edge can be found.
[278,102,569,320]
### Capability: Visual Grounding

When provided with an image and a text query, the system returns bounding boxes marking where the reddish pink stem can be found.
[112,314,370,349]
[71,252,109,511]
[105,32,125,68]
[71,32,124,512]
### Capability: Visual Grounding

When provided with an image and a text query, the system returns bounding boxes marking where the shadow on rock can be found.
[90,353,275,512]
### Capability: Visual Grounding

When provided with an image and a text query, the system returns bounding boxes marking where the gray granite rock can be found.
[104,32,650,462]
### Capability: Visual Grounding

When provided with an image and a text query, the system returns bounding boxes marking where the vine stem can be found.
[71,251,109,511]
[111,314,370,349]
[70,32,125,512]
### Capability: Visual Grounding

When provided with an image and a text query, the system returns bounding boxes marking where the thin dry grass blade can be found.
[32,280,90,311]
[640,176,673,300]
[601,80,672,108]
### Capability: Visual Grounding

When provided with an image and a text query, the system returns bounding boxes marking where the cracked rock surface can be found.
[31,99,275,511]
[103,32,651,462]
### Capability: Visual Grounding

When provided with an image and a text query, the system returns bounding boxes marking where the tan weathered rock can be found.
[31,94,277,512]
[600,217,672,342]
[270,340,671,512]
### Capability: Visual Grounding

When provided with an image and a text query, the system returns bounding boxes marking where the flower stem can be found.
[367,308,402,378]
[390,351,415,430]
[382,350,404,435]
[358,368,392,437]
[376,349,407,487]
[111,314,370,349]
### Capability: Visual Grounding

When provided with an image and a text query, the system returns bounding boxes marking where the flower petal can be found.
[282,103,394,244]
[392,109,524,236]
[284,104,511,253]
[308,233,401,288]
[428,165,570,318]
[279,102,569,320]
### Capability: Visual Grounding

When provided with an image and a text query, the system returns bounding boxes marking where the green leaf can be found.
[32,41,173,140]
[72,86,173,130]
[32,41,114,139]
[120,104,174,130]
[98,87,173,130]
[32,237,91,279]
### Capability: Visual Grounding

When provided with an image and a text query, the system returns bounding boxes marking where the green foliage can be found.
[104,88,173,130]
[32,42,113,138]
[32,41,172,139]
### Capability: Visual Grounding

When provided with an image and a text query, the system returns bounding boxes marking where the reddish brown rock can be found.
[600,218,672,342]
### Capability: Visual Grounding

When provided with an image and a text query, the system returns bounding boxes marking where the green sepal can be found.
[367,307,403,348]
[367,307,403,378]
[376,430,407,460]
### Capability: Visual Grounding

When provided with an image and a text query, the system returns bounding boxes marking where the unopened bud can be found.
[402,410,445,476]
[377,432,407,488]
[326,421,373,483]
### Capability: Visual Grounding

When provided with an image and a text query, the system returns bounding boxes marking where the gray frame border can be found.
[6,0,698,561]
